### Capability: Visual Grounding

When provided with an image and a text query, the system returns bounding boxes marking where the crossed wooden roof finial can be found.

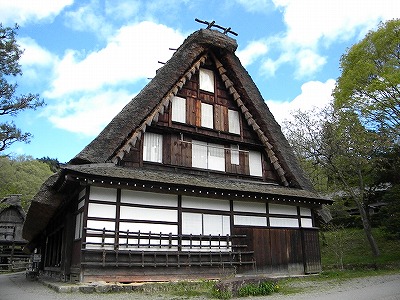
[195,18,238,36]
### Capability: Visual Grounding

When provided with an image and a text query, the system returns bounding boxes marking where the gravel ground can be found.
[1,271,400,300]
[263,273,400,300]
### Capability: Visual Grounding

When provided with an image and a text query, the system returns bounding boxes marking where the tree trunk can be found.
[355,199,381,257]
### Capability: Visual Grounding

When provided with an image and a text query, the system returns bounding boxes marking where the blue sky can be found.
[1,0,399,163]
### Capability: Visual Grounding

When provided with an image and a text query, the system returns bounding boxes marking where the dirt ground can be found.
[1,271,400,300]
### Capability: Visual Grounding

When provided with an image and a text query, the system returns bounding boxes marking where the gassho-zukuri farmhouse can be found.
[23,28,332,283]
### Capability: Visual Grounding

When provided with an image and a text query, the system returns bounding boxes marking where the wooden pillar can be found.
[9,225,16,271]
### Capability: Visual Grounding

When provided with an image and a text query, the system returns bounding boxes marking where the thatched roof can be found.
[0,195,26,224]
[70,29,312,190]
[23,28,331,246]
[22,174,64,242]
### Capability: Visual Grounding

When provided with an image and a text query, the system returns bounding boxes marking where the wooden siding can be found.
[233,227,321,274]
[118,58,281,184]
[303,229,322,273]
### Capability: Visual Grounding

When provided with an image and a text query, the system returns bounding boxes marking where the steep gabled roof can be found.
[71,29,313,190]
[0,195,26,220]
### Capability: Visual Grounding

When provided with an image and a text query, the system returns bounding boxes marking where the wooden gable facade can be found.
[0,195,29,270]
[23,29,331,283]
[120,56,280,183]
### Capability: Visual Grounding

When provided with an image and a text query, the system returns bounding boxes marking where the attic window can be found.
[171,96,186,123]
[201,102,214,129]
[143,132,163,163]
[228,109,240,134]
[230,145,239,165]
[199,68,214,93]
[249,150,263,177]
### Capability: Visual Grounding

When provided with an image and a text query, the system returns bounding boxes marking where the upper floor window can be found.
[199,68,214,93]
[171,96,186,123]
[143,132,163,163]
[230,145,240,165]
[192,140,225,172]
[201,102,214,129]
[228,109,240,134]
[249,150,263,177]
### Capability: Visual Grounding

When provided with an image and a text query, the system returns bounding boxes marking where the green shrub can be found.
[237,281,279,297]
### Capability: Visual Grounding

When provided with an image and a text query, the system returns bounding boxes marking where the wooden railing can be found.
[81,227,255,268]
[83,227,247,251]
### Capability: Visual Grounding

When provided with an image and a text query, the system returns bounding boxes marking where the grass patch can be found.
[237,281,279,297]
[212,280,279,299]
[320,227,400,268]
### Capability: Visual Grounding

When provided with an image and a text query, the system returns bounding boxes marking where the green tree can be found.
[0,24,44,152]
[327,18,400,253]
[37,156,61,172]
[283,106,385,257]
[333,19,400,138]
[374,145,400,238]
[283,108,331,193]
[0,155,54,209]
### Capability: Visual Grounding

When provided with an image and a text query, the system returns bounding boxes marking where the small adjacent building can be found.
[0,195,29,270]
[23,28,331,283]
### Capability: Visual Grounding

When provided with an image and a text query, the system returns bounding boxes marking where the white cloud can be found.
[105,0,141,20]
[273,0,400,48]
[295,49,326,79]
[46,21,185,98]
[259,0,400,78]
[0,0,73,25]
[266,79,335,125]
[237,40,268,67]
[17,37,58,84]
[19,37,56,67]
[64,1,113,38]
[261,51,291,77]
[46,89,134,136]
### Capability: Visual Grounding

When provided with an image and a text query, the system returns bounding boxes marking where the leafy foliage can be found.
[378,185,400,239]
[37,156,61,172]
[333,19,400,138]
[283,105,384,256]
[284,20,400,256]
[0,24,44,152]
[0,155,54,209]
